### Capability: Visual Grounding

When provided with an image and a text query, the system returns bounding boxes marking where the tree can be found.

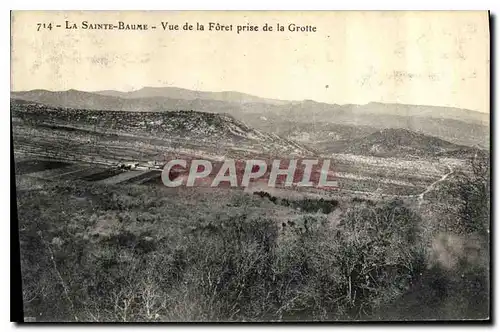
[453,153,490,235]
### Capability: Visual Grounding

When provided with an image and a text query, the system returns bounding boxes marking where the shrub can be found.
[451,155,490,236]
[333,200,426,317]
[16,183,436,321]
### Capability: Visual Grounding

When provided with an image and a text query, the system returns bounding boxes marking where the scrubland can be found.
[16,156,489,321]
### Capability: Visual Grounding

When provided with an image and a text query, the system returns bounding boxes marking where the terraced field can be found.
[15,158,161,186]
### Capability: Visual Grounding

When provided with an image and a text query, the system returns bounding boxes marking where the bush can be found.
[333,200,426,317]
[16,183,435,321]
[253,191,339,214]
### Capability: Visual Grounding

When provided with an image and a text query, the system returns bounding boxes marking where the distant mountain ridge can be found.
[11,88,489,148]
[94,86,292,105]
[11,87,488,124]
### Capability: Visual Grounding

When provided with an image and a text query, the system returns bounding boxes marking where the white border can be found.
[4,1,498,10]
[2,1,498,331]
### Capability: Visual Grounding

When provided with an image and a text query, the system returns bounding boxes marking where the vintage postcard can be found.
[10,11,490,322]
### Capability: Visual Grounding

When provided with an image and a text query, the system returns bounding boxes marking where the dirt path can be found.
[415,165,454,206]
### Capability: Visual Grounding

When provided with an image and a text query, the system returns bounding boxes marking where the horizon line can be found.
[10,86,488,114]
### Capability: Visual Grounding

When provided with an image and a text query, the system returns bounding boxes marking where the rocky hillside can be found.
[11,100,314,158]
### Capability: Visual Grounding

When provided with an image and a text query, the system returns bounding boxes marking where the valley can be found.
[12,99,470,200]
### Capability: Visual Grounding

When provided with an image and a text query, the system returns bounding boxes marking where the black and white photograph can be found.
[10,10,491,322]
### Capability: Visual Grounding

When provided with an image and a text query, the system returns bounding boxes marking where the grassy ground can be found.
[15,173,489,322]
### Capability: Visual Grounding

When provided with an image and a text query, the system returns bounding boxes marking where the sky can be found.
[11,11,490,113]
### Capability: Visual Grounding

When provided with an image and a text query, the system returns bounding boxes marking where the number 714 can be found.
[36,23,52,31]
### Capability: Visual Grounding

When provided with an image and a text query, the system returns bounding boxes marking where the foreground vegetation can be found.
[16,156,489,321]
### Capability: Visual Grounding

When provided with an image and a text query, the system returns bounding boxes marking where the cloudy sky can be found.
[11,11,490,112]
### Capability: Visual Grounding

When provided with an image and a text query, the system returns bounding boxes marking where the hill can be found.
[241,104,489,149]
[11,100,314,159]
[342,128,472,157]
